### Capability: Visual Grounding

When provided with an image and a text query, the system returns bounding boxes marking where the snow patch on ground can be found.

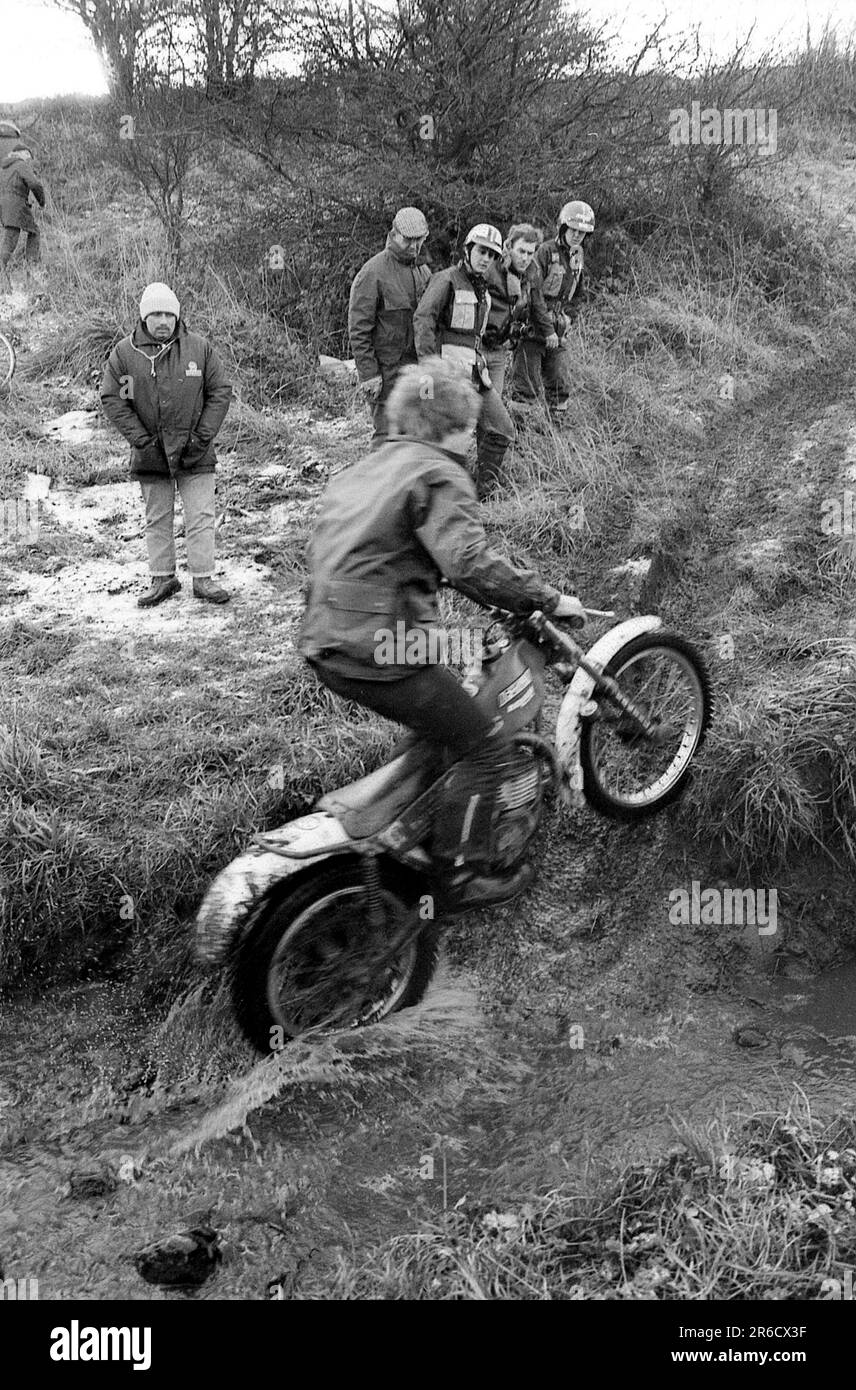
[41,410,100,444]
[5,478,295,636]
[609,557,652,581]
[9,555,282,636]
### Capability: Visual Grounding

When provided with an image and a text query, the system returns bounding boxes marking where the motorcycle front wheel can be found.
[579,632,712,821]
[231,859,439,1052]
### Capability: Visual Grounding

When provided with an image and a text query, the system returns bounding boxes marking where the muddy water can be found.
[3,959,856,1294]
[165,957,856,1217]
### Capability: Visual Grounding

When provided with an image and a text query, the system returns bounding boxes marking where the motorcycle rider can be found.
[298,355,585,912]
[512,199,595,415]
[413,223,516,502]
[348,206,432,447]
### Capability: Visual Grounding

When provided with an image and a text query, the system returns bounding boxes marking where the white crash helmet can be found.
[464,223,503,256]
[558,200,595,236]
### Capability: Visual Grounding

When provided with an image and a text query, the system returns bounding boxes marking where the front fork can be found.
[543,613,665,806]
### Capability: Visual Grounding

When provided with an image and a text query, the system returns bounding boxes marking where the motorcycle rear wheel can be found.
[580,632,711,821]
[231,859,439,1052]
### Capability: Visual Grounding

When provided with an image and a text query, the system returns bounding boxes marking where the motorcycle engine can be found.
[491,749,544,870]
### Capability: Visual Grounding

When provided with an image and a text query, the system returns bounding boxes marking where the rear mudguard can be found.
[195,812,353,967]
[555,615,662,805]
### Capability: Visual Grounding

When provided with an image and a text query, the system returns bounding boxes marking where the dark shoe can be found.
[137,576,180,608]
[192,577,230,604]
[435,862,535,916]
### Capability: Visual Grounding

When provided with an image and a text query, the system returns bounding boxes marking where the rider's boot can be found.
[434,861,535,916]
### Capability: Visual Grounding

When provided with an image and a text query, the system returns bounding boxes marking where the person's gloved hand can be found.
[553,594,586,623]
[545,332,560,350]
[359,374,383,401]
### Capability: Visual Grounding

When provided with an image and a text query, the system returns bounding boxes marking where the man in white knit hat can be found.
[100,282,233,606]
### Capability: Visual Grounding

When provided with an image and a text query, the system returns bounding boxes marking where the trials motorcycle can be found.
[195,608,712,1052]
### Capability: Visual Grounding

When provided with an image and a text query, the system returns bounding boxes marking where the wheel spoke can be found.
[267,886,418,1039]
[590,646,705,808]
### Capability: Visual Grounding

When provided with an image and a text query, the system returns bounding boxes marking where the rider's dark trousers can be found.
[308,660,512,870]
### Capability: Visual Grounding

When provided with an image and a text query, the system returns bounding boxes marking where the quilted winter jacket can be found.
[298,437,562,680]
[348,236,432,381]
[100,320,232,478]
[0,153,45,233]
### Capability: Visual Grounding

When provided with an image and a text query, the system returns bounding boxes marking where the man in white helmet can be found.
[348,206,432,447]
[512,199,595,415]
[100,282,233,607]
[413,223,515,500]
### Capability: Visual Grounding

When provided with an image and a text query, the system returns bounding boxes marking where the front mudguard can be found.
[555,615,662,805]
[195,812,354,967]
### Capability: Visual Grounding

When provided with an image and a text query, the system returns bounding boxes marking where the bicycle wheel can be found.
[579,632,712,821]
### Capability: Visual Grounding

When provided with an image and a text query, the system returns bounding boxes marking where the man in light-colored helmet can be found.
[413,222,516,500]
[512,199,595,415]
[348,206,432,447]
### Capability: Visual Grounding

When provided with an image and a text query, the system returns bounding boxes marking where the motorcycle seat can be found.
[317,742,438,839]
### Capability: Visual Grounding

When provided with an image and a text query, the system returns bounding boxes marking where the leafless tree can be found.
[52,0,170,102]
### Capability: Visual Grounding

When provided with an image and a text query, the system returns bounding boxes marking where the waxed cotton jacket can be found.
[298,437,562,681]
[348,235,433,381]
[483,258,552,349]
[100,320,232,478]
[0,153,45,233]
[413,263,493,361]
[532,238,584,339]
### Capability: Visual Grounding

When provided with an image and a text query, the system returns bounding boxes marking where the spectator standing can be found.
[512,200,595,415]
[348,206,432,447]
[0,145,45,288]
[100,282,233,607]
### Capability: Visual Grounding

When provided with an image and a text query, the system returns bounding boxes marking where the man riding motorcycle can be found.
[298,355,584,911]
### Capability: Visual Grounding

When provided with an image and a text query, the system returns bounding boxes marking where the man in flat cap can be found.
[100,281,233,607]
[348,206,432,446]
